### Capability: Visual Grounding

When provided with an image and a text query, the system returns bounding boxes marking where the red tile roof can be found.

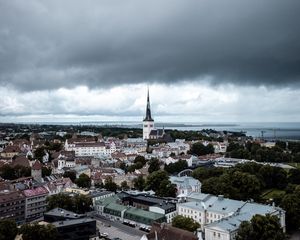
[13,156,30,168]
[32,160,42,170]
[23,186,48,197]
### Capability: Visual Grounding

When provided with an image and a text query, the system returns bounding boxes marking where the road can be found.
[93,215,145,240]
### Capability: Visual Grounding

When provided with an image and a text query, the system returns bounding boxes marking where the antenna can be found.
[261,130,266,140]
[273,129,277,140]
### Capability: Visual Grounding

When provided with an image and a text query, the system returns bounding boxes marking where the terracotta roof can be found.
[75,142,105,147]
[2,145,21,153]
[13,156,30,168]
[67,137,96,144]
[32,160,42,170]
[0,190,25,203]
[23,186,48,197]
[147,223,197,240]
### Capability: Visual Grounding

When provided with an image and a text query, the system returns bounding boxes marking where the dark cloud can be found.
[0,0,300,91]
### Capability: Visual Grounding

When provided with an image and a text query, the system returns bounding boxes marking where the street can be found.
[94,215,145,240]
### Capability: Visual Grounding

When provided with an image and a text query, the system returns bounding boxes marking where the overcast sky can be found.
[1,0,300,123]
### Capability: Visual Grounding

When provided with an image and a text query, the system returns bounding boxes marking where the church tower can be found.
[143,88,155,140]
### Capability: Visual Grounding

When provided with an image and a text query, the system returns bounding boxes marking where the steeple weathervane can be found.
[144,87,154,121]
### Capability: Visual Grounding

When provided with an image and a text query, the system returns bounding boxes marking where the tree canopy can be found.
[104,176,118,192]
[133,175,146,191]
[164,159,188,174]
[47,193,92,214]
[236,214,285,240]
[20,223,58,240]
[148,158,160,173]
[0,164,31,180]
[190,142,214,156]
[145,170,177,197]
[75,173,91,188]
[0,220,18,240]
[172,215,200,232]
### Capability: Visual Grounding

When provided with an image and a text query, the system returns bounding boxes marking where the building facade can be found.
[0,190,25,224]
[176,193,286,240]
[23,186,49,222]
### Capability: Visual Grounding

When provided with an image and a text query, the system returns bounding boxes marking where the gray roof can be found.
[89,190,113,198]
[170,176,201,189]
[206,202,282,232]
[52,218,95,227]
[44,208,84,219]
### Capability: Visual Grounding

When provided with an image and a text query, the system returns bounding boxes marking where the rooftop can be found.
[52,218,95,228]
[23,186,48,197]
[125,207,165,220]
[44,208,84,219]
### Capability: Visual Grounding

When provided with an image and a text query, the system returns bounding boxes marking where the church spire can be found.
[144,87,154,121]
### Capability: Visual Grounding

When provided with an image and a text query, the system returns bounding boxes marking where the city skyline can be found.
[1,0,300,122]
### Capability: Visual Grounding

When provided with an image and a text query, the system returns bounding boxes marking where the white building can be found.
[149,203,177,223]
[170,176,201,197]
[65,140,116,157]
[165,155,194,167]
[176,193,286,240]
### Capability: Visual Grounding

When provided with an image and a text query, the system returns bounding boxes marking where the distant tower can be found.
[143,88,155,140]
[31,160,42,182]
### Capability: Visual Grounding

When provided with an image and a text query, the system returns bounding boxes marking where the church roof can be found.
[144,88,154,121]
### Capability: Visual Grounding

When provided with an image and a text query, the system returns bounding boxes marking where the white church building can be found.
[142,88,166,140]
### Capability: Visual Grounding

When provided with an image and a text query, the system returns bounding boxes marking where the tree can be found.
[47,193,91,214]
[288,168,300,184]
[172,215,200,232]
[192,167,224,181]
[75,173,91,188]
[146,170,169,192]
[63,171,76,182]
[146,170,176,197]
[42,166,52,177]
[104,177,118,192]
[0,165,31,180]
[0,220,17,240]
[191,142,214,156]
[280,187,300,231]
[34,147,47,161]
[121,181,130,190]
[148,158,160,173]
[164,160,188,174]
[134,156,147,166]
[73,194,92,213]
[156,179,177,197]
[20,223,58,240]
[236,214,285,240]
[47,193,73,211]
[133,175,145,191]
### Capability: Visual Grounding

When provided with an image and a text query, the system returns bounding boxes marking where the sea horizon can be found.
[2,121,300,140]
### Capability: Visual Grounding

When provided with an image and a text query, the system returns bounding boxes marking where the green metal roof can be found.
[94,195,120,206]
[105,202,128,212]
[124,207,165,220]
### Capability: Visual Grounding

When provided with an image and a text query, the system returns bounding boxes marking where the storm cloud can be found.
[1,0,300,91]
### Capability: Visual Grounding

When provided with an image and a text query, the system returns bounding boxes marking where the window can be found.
[218,233,221,238]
